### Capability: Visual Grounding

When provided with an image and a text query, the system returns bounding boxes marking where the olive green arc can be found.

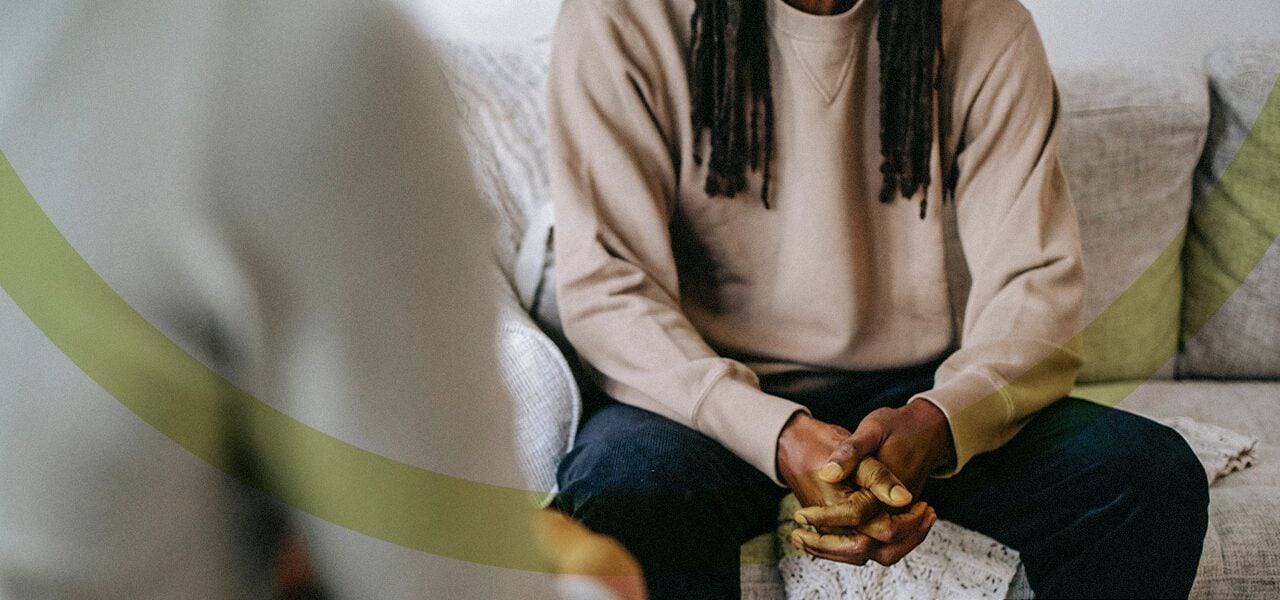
[0,151,551,573]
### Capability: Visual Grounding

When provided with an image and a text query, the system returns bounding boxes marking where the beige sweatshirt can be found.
[548,0,1085,482]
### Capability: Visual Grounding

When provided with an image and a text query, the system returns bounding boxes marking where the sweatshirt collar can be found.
[767,0,875,42]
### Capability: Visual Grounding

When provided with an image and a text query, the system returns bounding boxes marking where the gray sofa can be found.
[441,38,1280,598]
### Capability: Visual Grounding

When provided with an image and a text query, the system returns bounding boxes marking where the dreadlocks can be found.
[689,0,945,217]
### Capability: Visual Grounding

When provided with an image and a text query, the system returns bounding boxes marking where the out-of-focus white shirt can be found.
[0,1,555,598]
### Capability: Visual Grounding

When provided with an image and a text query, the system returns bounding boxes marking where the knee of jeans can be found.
[552,434,730,558]
[1112,419,1211,520]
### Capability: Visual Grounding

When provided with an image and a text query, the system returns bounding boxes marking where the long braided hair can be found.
[689,0,945,217]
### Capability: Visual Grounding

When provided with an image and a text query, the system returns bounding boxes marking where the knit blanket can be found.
[1161,416,1259,485]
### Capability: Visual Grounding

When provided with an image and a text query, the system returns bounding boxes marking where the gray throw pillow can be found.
[1180,39,1280,379]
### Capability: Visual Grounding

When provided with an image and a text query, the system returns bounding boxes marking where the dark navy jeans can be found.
[553,361,1209,599]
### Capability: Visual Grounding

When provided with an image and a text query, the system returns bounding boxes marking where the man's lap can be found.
[557,368,1192,531]
[555,370,1208,597]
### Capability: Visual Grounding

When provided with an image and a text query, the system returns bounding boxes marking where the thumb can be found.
[818,418,886,483]
[853,456,912,507]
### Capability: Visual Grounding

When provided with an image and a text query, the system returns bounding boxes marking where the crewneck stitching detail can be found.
[787,36,856,104]
[767,0,869,42]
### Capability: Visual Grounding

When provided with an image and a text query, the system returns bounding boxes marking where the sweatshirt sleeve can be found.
[547,0,808,483]
[914,18,1086,476]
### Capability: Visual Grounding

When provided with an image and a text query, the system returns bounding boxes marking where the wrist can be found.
[775,411,838,483]
[904,398,954,474]
[776,411,814,475]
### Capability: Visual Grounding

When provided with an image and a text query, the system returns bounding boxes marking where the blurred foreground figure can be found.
[0,1,639,598]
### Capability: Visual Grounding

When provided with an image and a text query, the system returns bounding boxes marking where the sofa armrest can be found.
[494,281,582,496]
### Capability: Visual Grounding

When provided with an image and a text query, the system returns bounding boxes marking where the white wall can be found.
[407,0,1280,66]
[1022,0,1280,68]
[403,0,562,43]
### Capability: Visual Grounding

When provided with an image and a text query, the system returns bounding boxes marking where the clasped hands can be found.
[776,400,954,566]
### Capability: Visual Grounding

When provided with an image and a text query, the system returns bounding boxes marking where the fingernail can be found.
[818,463,842,481]
[794,512,809,526]
[889,485,911,504]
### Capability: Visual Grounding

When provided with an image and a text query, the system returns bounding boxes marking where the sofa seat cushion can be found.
[1191,484,1280,600]
[1100,380,1280,446]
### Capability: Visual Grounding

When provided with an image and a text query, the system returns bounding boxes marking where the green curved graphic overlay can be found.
[0,151,550,572]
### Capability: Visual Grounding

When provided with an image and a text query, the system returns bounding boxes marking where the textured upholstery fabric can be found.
[1194,486,1280,599]
[1181,40,1280,379]
[436,40,554,294]
[740,535,787,600]
[1054,63,1209,382]
[438,39,569,348]
[494,279,580,495]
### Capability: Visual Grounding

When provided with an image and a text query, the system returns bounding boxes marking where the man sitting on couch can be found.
[547,0,1211,597]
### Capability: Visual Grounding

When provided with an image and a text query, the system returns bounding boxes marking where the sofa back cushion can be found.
[1055,63,1209,382]
[437,39,567,343]
[436,40,553,289]
[1180,40,1280,379]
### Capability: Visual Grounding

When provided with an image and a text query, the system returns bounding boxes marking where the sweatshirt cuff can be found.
[692,370,810,486]
[910,369,1012,478]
